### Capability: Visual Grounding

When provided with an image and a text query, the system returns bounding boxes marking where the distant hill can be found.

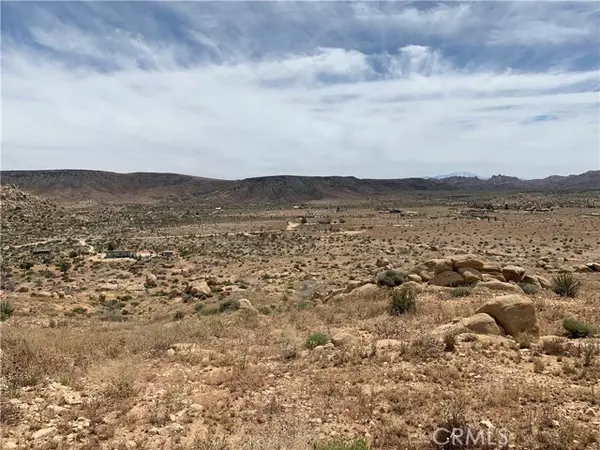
[1,169,599,205]
[431,171,484,179]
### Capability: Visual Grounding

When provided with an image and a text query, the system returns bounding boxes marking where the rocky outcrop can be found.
[475,294,539,337]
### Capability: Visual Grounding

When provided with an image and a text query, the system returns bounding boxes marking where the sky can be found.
[1,1,599,180]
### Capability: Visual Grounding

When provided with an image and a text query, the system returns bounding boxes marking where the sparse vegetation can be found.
[551,273,582,298]
[0,300,15,321]
[313,438,370,450]
[376,269,407,287]
[563,318,596,339]
[389,287,416,315]
[305,332,330,349]
[451,286,472,298]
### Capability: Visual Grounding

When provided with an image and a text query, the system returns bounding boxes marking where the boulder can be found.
[573,264,593,273]
[474,294,538,337]
[473,280,523,294]
[376,257,390,268]
[482,273,506,282]
[331,332,359,348]
[481,262,503,274]
[145,274,158,288]
[185,281,211,297]
[462,313,503,335]
[429,270,465,287]
[407,273,423,283]
[520,275,542,289]
[396,281,423,293]
[502,265,526,283]
[451,255,485,271]
[533,275,552,290]
[350,283,380,298]
[586,262,600,272]
[236,298,253,309]
[458,267,482,284]
[418,270,433,282]
[410,259,452,275]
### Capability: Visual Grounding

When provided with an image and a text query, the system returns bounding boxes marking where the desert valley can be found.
[1,169,600,450]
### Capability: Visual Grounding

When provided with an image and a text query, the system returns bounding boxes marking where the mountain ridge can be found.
[1,169,599,205]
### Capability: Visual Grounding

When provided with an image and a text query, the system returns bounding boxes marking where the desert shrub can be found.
[313,438,370,450]
[443,331,458,352]
[451,286,472,298]
[56,261,71,273]
[72,307,87,315]
[563,318,596,339]
[551,273,581,298]
[196,303,220,316]
[0,300,15,321]
[173,310,185,321]
[389,287,416,315]
[19,261,34,270]
[431,403,478,450]
[376,270,407,287]
[519,282,540,295]
[539,338,566,356]
[305,332,329,349]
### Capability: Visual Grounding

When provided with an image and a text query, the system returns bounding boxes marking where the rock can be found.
[475,294,539,337]
[185,281,211,297]
[533,275,552,290]
[375,339,404,352]
[350,283,380,298]
[145,274,158,288]
[418,270,433,282]
[376,257,390,268]
[573,264,593,273]
[461,313,503,335]
[205,368,229,386]
[331,332,359,348]
[481,262,503,274]
[396,281,423,293]
[502,265,526,283]
[458,267,482,284]
[407,274,422,283]
[33,427,57,439]
[433,313,502,337]
[62,391,82,405]
[451,255,485,271]
[586,262,600,272]
[474,280,523,294]
[429,270,464,287]
[236,298,253,309]
[37,291,52,298]
[410,259,452,275]
[481,273,506,282]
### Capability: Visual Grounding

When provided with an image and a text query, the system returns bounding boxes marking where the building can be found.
[105,250,136,259]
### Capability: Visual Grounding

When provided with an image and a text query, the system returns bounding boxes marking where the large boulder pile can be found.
[407,254,550,292]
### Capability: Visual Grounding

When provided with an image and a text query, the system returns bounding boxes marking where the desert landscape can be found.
[1,170,599,450]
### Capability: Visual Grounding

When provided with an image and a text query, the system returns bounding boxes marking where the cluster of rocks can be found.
[435,294,539,339]
[399,255,551,293]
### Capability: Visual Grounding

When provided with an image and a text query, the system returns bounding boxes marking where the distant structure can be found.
[32,247,51,255]
[105,250,136,259]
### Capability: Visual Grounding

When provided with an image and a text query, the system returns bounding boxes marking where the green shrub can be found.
[196,303,220,316]
[376,270,407,287]
[56,261,71,274]
[305,332,329,349]
[389,287,416,315]
[551,273,581,298]
[72,307,87,315]
[313,438,370,450]
[563,318,596,339]
[19,261,34,270]
[451,286,472,298]
[173,310,185,321]
[519,282,540,295]
[0,301,15,321]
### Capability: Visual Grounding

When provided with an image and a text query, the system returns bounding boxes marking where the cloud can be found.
[1,1,599,179]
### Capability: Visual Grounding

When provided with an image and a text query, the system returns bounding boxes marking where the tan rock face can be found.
[475,294,539,337]
[461,313,503,335]
[451,255,485,271]
[429,270,465,287]
[502,265,526,282]
[474,280,524,293]
[458,267,482,283]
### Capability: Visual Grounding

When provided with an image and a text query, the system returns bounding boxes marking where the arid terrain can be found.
[1,174,600,450]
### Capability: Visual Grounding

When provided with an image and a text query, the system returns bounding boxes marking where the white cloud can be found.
[1,2,599,179]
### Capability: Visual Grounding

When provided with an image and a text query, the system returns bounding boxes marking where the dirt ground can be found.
[1,197,600,449]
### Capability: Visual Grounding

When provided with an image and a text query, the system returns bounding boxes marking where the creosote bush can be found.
[376,270,407,287]
[563,318,596,339]
[0,300,15,321]
[451,286,472,298]
[551,273,581,298]
[389,287,416,315]
[305,332,329,350]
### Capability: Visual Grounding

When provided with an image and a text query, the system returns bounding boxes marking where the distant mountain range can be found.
[1,169,599,205]
[431,171,486,180]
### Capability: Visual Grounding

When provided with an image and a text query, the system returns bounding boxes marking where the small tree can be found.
[56,261,71,274]
[389,287,416,315]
